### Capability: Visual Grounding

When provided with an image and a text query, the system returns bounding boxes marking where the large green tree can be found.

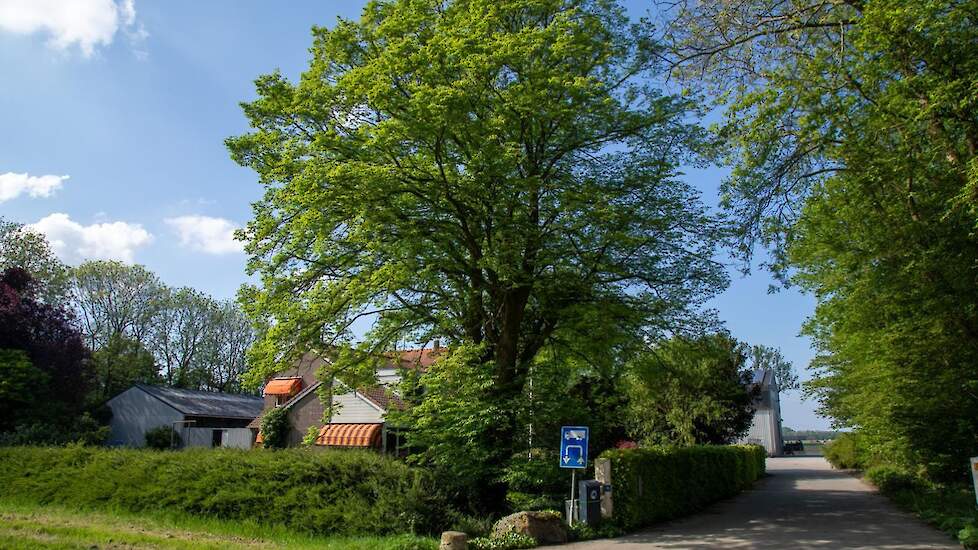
[229,0,724,417]
[662,1,978,479]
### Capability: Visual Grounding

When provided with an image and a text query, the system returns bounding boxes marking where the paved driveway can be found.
[562,456,959,549]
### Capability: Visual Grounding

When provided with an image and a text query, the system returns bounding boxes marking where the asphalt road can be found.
[562,456,960,549]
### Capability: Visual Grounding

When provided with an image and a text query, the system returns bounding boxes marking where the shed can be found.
[107,384,263,449]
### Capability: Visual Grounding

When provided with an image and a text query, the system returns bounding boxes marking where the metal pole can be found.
[570,469,576,526]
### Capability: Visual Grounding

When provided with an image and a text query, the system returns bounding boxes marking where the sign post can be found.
[560,426,589,526]
[970,457,978,507]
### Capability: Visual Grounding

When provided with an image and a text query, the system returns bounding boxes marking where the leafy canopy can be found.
[229,0,726,401]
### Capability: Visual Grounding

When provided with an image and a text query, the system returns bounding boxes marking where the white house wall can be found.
[330,392,384,423]
[106,388,183,447]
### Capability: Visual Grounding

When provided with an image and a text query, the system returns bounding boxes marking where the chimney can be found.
[433,339,441,350]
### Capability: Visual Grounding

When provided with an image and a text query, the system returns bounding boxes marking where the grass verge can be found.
[0,499,437,550]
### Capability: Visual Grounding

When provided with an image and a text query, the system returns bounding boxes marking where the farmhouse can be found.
[737,368,784,456]
[107,384,263,449]
[249,347,440,451]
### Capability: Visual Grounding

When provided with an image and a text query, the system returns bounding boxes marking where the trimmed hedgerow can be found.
[0,445,449,536]
[599,444,766,531]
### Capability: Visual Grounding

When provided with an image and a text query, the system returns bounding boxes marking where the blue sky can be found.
[0,0,828,429]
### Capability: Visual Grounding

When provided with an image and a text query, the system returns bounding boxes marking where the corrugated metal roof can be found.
[135,384,263,419]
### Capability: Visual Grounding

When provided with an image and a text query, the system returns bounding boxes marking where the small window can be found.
[212,429,226,448]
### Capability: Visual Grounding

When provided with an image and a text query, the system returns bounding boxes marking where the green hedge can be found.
[0,446,449,536]
[599,444,766,530]
[823,433,866,470]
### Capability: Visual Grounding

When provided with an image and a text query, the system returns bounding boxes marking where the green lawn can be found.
[0,500,436,550]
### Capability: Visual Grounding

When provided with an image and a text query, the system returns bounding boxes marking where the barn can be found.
[106,384,263,449]
[737,368,785,456]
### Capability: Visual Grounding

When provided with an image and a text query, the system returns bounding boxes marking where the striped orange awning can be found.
[264,377,302,397]
[315,423,382,448]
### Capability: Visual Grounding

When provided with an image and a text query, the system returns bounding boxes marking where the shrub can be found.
[259,406,289,449]
[500,449,565,512]
[0,446,451,536]
[823,433,865,469]
[469,533,538,550]
[598,444,765,531]
[865,465,919,494]
[144,425,180,450]
[959,523,978,549]
[0,414,108,447]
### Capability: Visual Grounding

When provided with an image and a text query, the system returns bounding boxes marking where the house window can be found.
[211,429,226,448]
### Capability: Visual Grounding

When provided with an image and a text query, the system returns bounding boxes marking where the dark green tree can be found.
[625,334,757,446]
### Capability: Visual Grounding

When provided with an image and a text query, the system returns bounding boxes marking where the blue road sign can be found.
[560,426,589,469]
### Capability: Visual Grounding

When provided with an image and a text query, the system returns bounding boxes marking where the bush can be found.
[469,533,538,550]
[144,425,180,450]
[959,523,978,549]
[0,446,452,536]
[0,414,108,447]
[500,449,565,512]
[823,433,865,469]
[259,406,289,449]
[598,444,766,531]
[865,465,918,494]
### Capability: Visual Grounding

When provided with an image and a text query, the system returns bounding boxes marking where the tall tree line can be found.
[659,0,978,480]
[1,218,254,400]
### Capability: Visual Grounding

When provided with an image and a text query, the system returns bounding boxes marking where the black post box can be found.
[577,479,602,526]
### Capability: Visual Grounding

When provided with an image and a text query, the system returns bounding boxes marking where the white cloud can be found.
[165,215,245,255]
[0,0,143,57]
[0,172,68,203]
[29,213,152,264]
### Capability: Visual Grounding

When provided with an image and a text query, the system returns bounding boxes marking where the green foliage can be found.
[302,425,320,446]
[144,425,180,450]
[567,522,624,542]
[0,217,70,304]
[448,514,494,539]
[469,533,538,550]
[92,335,159,402]
[625,334,757,446]
[0,446,450,536]
[500,449,565,512]
[0,349,46,432]
[392,343,631,513]
[599,444,765,531]
[72,260,254,394]
[748,345,798,392]
[0,413,108,447]
[822,433,866,470]
[865,465,918,494]
[664,0,978,483]
[959,523,978,550]
[228,0,726,512]
[258,406,289,449]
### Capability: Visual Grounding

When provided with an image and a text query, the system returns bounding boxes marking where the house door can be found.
[211,429,226,447]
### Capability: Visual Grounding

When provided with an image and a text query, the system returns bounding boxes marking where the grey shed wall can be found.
[106,387,183,447]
